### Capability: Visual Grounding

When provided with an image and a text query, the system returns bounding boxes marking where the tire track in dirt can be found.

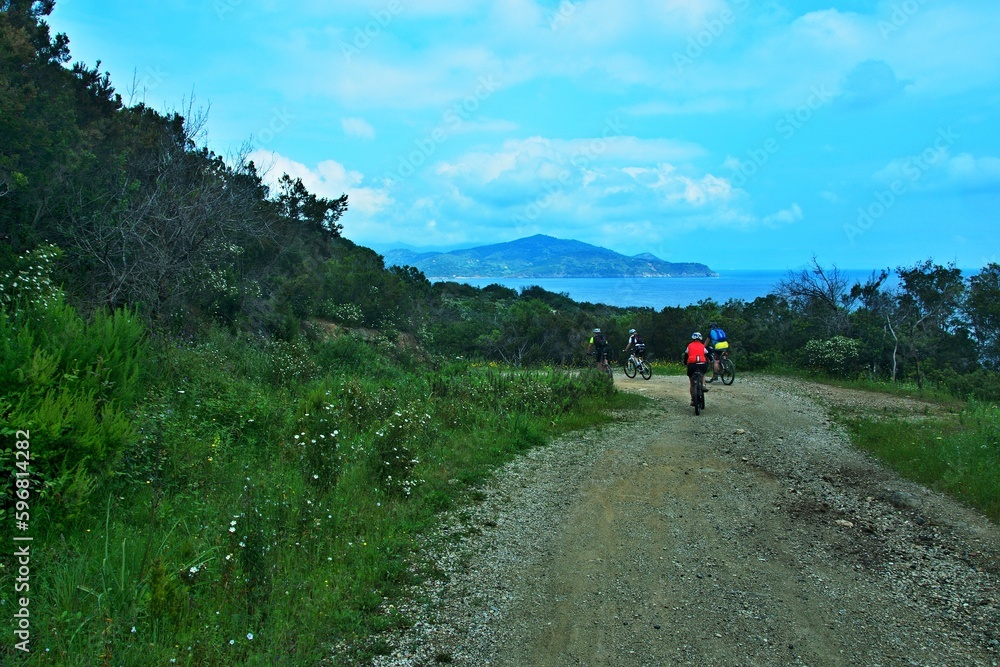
[363,373,1000,667]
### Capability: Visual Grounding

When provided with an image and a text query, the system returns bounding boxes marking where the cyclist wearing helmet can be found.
[706,321,729,383]
[682,332,710,407]
[623,328,646,360]
[586,327,609,367]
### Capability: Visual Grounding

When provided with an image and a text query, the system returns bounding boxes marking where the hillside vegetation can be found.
[381,234,716,278]
[1,3,998,664]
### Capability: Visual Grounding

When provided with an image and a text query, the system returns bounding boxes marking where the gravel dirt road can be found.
[362,373,999,667]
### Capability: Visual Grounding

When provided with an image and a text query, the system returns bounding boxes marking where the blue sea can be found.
[433,270,884,309]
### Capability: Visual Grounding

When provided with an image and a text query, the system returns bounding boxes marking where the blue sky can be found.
[49,0,1000,270]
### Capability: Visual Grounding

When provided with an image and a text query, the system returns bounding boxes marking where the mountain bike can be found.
[692,368,706,415]
[591,349,614,380]
[709,349,735,385]
[599,350,613,379]
[623,351,652,380]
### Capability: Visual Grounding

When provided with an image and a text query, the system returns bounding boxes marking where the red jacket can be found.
[684,341,708,364]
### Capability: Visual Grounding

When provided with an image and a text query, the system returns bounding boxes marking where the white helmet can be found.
[629,328,636,334]
[691,331,703,340]
[593,328,601,333]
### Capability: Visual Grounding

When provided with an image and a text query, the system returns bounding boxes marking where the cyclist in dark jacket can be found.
[587,328,608,367]
[706,322,729,382]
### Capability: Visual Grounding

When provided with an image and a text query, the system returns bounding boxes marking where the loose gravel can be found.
[338,374,999,666]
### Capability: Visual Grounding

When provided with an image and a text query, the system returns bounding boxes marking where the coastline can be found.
[424,271,880,309]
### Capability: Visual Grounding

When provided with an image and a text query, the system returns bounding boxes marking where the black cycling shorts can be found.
[686,362,708,377]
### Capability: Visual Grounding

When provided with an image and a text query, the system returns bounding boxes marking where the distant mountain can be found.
[381,234,716,278]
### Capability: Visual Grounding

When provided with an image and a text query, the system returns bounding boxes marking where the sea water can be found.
[434,270,885,309]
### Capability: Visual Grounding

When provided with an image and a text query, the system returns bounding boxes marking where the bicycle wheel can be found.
[639,361,652,380]
[603,355,613,379]
[624,358,637,378]
[721,357,735,385]
[693,372,703,415]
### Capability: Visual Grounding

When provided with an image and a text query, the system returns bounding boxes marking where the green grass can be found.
[649,360,686,376]
[839,400,1000,523]
[1,327,636,664]
[766,363,963,405]
[749,364,997,524]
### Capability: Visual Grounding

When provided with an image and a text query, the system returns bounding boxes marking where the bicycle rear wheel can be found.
[639,361,652,380]
[721,357,735,385]
[693,372,703,415]
[624,359,637,378]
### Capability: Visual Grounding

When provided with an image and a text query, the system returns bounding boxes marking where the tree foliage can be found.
[2,1,999,402]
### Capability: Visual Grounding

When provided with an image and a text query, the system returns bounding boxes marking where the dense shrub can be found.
[803,336,863,378]
[927,367,1000,403]
[0,246,147,523]
[0,299,147,523]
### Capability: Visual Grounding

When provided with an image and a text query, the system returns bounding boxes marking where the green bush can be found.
[294,385,347,490]
[927,367,1000,403]
[0,297,147,523]
[368,402,431,499]
[803,336,863,378]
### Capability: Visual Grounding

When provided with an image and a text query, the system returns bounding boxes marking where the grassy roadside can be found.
[762,369,999,524]
[1,320,641,665]
[838,402,1000,523]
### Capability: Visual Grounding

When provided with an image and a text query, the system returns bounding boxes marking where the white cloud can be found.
[401,132,803,250]
[436,135,706,187]
[872,4,1000,96]
[323,46,511,110]
[342,117,376,139]
[249,149,391,216]
[820,190,842,204]
[837,59,910,109]
[943,153,1000,192]
[763,203,804,226]
[625,97,741,116]
[622,164,736,206]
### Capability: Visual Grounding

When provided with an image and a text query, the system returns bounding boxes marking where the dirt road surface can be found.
[362,374,999,667]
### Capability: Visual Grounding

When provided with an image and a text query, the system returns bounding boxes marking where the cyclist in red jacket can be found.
[682,332,710,407]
